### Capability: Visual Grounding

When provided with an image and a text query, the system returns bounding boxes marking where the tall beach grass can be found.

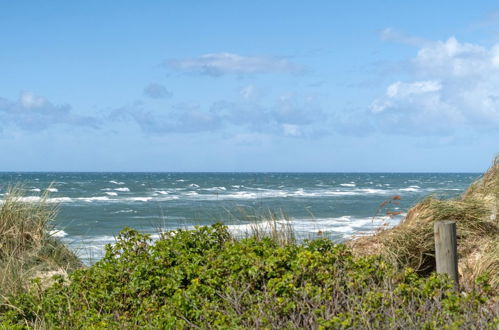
[0,186,81,299]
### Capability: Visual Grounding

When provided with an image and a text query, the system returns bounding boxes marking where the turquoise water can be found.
[0,172,479,263]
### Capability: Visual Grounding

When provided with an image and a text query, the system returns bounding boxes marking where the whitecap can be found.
[49,229,68,238]
[49,197,73,203]
[19,196,42,203]
[222,192,258,199]
[399,187,419,192]
[292,189,307,196]
[30,188,41,192]
[112,209,137,214]
[188,183,200,188]
[105,192,118,196]
[226,214,406,238]
[340,183,356,187]
[109,180,125,185]
[155,190,170,195]
[354,188,386,194]
[157,196,179,201]
[47,188,58,192]
[331,226,354,233]
[114,187,130,192]
[3,196,73,204]
[124,197,153,202]
[77,196,111,202]
[202,186,227,191]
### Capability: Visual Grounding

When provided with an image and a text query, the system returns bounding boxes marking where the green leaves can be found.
[1,224,496,328]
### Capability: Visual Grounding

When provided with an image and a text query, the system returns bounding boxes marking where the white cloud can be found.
[385,81,441,98]
[0,92,98,131]
[414,37,490,77]
[282,124,301,137]
[239,85,258,100]
[380,28,429,47]
[368,36,499,133]
[20,92,47,109]
[167,52,303,76]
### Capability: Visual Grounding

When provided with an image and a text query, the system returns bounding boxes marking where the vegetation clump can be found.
[0,187,82,299]
[1,224,497,328]
[350,159,499,292]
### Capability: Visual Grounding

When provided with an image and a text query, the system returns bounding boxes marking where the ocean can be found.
[0,172,480,264]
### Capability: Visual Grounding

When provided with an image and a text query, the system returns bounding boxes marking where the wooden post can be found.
[434,221,459,291]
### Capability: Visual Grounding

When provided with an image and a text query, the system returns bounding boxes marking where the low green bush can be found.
[1,224,497,329]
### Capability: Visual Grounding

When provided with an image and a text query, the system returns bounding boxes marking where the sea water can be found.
[0,172,479,264]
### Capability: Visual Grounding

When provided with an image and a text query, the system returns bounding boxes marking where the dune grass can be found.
[0,186,81,299]
[350,159,499,293]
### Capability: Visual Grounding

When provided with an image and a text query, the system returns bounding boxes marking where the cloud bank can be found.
[368,36,499,134]
[0,92,98,131]
[112,94,325,138]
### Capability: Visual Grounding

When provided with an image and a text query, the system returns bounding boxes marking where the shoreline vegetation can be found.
[0,160,498,328]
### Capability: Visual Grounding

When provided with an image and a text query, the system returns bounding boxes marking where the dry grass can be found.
[225,207,296,246]
[0,186,81,299]
[350,157,499,292]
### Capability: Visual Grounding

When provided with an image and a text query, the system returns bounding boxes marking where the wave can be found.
[61,213,407,264]
[155,190,170,195]
[201,186,227,191]
[50,197,73,203]
[3,184,461,206]
[10,196,71,203]
[125,197,153,202]
[111,209,137,214]
[225,214,405,238]
[47,188,58,192]
[340,183,356,187]
[78,196,111,202]
[49,229,68,238]
[399,187,419,192]
[109,180,125,185]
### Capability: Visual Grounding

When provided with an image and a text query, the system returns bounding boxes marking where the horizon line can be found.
[0,170,483,174]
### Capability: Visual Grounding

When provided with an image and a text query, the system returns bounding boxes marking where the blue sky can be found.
[1,1,498,172]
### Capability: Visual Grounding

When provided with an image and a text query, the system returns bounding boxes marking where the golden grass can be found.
[0,186,81,299]
[349,158,499,293]
[224,207,296,246]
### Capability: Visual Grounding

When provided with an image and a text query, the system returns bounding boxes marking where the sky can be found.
[1,1,498,172]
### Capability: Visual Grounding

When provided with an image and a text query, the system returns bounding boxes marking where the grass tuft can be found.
[350,159,499,293]
[0,186,82,299]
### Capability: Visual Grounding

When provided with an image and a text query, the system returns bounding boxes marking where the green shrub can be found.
[1,224,497,329]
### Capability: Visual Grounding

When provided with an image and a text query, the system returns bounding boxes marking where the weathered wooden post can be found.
[434,221,459,291]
